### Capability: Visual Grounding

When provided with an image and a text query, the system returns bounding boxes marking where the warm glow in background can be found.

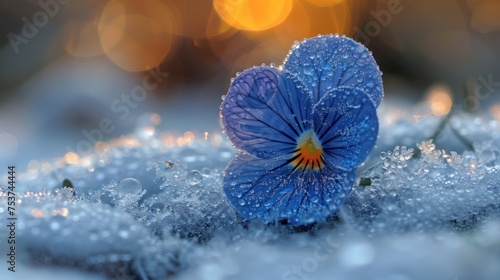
[0,0,499,164]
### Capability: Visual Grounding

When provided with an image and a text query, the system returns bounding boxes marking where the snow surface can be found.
[1,105,500,280]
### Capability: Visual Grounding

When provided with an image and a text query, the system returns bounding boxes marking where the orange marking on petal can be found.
[291,131,324,171]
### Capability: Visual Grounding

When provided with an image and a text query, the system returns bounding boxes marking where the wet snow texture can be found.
[1,108,500,280]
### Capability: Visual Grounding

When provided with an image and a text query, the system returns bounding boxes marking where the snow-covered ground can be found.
[1,101,500,280]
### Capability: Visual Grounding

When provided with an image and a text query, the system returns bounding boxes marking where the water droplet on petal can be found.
[238,198,246,206]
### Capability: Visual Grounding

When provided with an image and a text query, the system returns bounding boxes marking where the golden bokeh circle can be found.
[213,0,293,31]
[99,0,177,71]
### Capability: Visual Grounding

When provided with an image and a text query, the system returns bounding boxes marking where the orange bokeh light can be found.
[427,84,453,116]
[306,0,351,36]
[490,104,500,120]
[64,152,79,164]
[31,208,44,218]
[213,0,293,31]
[306,0,346,7]
[205,8,236,39]
[99,0,177,71]
[64,19,105,57]
[273,0,311,46]
[470,2,500,33]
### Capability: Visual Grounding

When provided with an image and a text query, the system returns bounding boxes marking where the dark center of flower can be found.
[291,130,325,171]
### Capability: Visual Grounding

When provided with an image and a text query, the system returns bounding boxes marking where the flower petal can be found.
[313,87,378,171]
[221,66,313,159]
[283,34,383,107]
[223,152,355,225]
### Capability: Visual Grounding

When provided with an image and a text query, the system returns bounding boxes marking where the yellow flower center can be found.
[291,131,324,171]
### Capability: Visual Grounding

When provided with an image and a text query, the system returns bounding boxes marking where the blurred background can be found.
[0,0,500,167]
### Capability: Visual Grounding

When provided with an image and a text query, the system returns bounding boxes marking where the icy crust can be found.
[0,136,240,279]
[350,142,500,235]
[1,111,500,279]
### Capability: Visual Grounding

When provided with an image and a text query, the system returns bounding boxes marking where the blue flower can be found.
[220,35,383,225]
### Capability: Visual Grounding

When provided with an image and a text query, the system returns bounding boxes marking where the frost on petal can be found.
[221,66,313,159]
[313,87,378,171]
[223,152,355,225]
[283,34,383,107]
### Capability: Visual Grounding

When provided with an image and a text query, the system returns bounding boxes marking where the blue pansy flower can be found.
[220,34,383,225]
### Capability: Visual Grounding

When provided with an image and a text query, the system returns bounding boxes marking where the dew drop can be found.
[201,167,211,176]
[380,152,387,160]
[117,178,143,196]
[186,170,203,186]
[207,192,221,206]
[235,191,243,198]
[372,178,381,186]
